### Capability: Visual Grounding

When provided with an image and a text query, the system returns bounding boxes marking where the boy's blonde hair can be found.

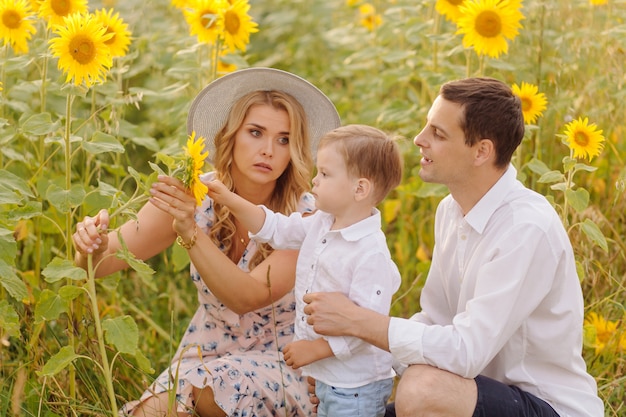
[318,124,403,205]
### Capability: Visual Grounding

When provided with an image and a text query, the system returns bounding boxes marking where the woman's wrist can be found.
[176,224,198,249]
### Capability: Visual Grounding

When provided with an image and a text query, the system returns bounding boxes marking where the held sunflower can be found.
[511,82,547,125]
[93,8,131,58]
[49,12,113,87]
[220,0,258,52]
[0,0,37,54]
[563,117,605,162]
[38,0,88,28]
[456,0,524,58]
[183,131,209,206]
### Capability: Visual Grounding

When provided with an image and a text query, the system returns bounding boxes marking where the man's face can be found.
[413,96,478,190]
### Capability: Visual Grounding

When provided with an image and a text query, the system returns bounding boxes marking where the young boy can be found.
[207,124,403,417]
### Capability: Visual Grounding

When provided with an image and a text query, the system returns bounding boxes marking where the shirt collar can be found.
[464,165,518,234]
[325,208,382,241]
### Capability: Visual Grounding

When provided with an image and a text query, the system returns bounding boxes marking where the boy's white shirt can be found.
[252,207,400,388]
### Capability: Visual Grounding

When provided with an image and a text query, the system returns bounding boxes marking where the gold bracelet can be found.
[176,225,197,249]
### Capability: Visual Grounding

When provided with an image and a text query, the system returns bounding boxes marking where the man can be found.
[303,77,604,417]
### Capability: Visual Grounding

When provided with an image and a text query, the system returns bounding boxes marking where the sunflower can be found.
[93,8,131,58]
[183,131,209,205]
[49,12,113,87]
[184,0,228,45]
[217,57,237,76]
[0,0,37,54]
[435,0,465,23]
[456,0,524,58]
[511,82,547,125]
[590,0,608,5]
[584,312,617,354]
[563,117,605,162]
[38,0,88,28]
[220,0,258,52]
[358,3,382,31]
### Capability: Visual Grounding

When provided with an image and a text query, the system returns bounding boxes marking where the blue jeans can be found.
[384,375,559,417]
[316,378,394,417]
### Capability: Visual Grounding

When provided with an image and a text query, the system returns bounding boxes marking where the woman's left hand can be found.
[149,175,197,242]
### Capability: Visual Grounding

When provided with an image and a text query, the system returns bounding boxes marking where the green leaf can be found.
[34,289,69,324]
[0,169,35,198]
[134,350,155,374]
[83,131,125,154]
[42,257,87,283]
[59,285,85,301]
[39,345,80,377]
[565,188,589,213]
[580,219,608,253]
[0,227,17,265]
[537,170,565,184]
[6,201,43,221]
[45,183,86,213]
[0,259,28,301]
[0,299,21,337]
[115,231,155,289]
[102,315,139,354]
[21,113,61,136]
[171,243,191,272]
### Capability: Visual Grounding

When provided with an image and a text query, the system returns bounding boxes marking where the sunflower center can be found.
[51,0,71,16]
[200,9,218,30]
[574,131,590,147]
[69,35,96,64]
[475,10,502,38]
[224,10,240,34]
[2,10,21,29]
[521,97,532,112]
[447,0,464,5]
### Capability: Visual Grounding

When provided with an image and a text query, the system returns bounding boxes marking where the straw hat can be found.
[187,67,341,161]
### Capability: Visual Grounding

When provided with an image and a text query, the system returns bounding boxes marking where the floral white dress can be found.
[121,172,316,417]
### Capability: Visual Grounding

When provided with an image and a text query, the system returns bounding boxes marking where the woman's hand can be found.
[149,175,197,242]
[73,209,110,256]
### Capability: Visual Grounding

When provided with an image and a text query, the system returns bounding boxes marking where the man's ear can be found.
[475,139,495,167]
[354,178,372,202]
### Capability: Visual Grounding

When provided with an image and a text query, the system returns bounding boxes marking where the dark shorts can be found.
[384,375,560,417]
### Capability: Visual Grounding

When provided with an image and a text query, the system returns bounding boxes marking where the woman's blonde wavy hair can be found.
[210,90,313,268]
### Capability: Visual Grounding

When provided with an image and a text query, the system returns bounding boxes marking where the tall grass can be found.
[1,0,624,415]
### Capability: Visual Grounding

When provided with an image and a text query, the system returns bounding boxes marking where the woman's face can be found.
[231,104,292,187]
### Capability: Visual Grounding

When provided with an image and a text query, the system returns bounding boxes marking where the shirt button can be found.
[376,290,381,295]
[322,238,327,244]
[302,316,305,321]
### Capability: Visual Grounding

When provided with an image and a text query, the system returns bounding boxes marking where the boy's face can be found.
[311,143,357,215]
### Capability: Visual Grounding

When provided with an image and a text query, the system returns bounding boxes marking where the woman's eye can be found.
[250,129,261,137]
[278,136,289,145]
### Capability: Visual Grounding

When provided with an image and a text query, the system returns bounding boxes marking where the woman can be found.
[72,68,340,417]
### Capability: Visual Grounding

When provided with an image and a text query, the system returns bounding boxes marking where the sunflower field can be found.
[0,0,624,415]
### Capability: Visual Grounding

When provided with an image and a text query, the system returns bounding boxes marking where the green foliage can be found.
[1,0,625,415]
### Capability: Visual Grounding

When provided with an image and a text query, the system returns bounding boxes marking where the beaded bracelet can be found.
[176,225,197,249]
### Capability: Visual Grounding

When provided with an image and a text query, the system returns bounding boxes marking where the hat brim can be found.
[187,67,341,162]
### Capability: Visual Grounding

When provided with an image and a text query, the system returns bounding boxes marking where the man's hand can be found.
[303,291,392,351]
[302,292,359,337]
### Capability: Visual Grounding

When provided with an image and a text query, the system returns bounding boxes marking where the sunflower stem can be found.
[63,91,78,400]
[86,253,119,417]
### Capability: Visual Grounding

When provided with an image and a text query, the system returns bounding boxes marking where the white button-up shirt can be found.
[253,207,400,388]
[388,166,604,417]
